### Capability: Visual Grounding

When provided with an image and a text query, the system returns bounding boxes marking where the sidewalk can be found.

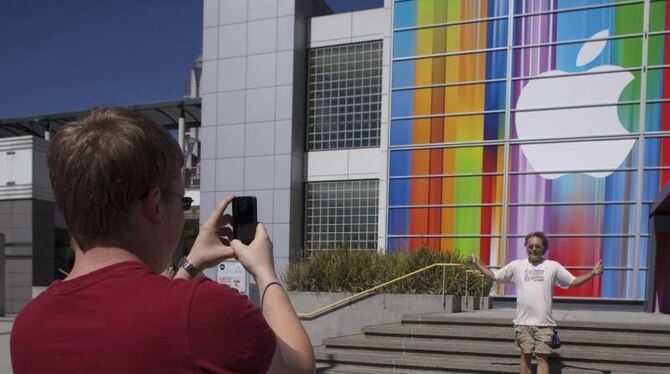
[0,316,14,374]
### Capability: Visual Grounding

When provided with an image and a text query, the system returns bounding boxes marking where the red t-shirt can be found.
[10,261,276,373]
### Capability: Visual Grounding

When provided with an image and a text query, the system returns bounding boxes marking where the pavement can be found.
[0,316,13,374]
[0,309,668,374]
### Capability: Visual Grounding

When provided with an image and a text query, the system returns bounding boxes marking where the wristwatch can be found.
[178,257,200,278]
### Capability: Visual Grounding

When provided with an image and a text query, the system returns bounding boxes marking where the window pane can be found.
[304,180,379,250]
[307,40,383,151]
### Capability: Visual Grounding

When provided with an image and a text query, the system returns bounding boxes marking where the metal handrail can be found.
[297,262,488,320]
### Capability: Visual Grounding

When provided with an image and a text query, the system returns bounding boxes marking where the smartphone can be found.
[232,196,257,245]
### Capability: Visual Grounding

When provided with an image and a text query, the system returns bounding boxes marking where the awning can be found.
[0,97,201,138]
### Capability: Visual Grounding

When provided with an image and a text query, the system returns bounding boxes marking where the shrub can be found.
[283,248,493,296]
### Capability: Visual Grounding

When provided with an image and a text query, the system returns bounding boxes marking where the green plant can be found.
[283,248,493,296]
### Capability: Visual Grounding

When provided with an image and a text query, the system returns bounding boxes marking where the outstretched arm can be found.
[571,259,603,287]
[468,253,496,282]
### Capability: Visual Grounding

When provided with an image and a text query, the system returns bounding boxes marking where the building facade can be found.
[201,0,670,303]
[0,136,60,313]
[388,0,670,301]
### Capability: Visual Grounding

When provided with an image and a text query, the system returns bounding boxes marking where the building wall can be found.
[389,0,670,300]
[200,0,330,278]
[0,136,52,202]
[0,233,4,316]
[0,136,55,313]
[306,5,392,249]
[1,200,32,314]
[0,199,56,313]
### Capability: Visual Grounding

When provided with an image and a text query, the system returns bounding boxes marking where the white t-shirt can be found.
[493,259,576,326]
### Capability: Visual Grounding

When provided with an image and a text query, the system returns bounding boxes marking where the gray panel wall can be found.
[200,0,330,278]
[0,200,33,313]
[0,199,55,313]
[0,136,56,313]
[0,233,4,316]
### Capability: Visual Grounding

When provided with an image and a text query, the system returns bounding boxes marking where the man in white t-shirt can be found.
[469,231,602,374]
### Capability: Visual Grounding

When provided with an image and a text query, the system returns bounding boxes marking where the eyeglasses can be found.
[526,244,544,249]
[166,192,193,211]
[139,190,193,210]
[181,196,194,211]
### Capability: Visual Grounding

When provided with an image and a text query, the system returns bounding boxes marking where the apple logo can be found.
[515,29,636,179]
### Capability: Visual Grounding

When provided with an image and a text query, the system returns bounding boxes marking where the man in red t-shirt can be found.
[10,107,314,374]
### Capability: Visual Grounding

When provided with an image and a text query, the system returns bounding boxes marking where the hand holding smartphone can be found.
[232,196,257,245]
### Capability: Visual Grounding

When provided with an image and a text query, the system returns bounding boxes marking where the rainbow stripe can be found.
[389,0,670,299]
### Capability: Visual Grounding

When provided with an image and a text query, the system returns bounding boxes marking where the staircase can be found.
[315,309,670,373]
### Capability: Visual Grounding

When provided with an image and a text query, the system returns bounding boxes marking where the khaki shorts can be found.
[514,325,554,355]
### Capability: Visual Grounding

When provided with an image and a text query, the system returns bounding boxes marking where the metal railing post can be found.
[481,273,484,299]
[481,273,485,309]
[441,265,446,308]
[465,269,469,308]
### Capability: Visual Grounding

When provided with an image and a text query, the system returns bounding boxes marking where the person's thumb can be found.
[255,222,268,238]
[230,239,246,253]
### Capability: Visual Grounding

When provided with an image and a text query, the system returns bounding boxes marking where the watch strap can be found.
[178,257,200,278]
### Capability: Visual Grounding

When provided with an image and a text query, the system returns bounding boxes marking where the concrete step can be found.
[316,363,447,374]
[315,347,667,374]
[363,323,670,348]
[316,311,670,372]
[316,347,520,373]
[402,314,670,334]
[322,334,670,367]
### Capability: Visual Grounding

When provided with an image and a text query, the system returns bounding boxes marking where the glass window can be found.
[308,40,383,151]
[304,179,379,250]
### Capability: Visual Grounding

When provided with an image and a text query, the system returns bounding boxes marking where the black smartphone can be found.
[232,196,257,245]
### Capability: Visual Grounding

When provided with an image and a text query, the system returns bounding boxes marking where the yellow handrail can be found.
[297,262,467,320]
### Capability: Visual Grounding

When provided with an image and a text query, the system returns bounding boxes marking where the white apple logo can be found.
[515,29,636,179]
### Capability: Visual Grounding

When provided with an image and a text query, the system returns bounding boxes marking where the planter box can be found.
[289,292,466,345]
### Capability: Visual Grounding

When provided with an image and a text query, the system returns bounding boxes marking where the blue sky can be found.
[0,0,383,120]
